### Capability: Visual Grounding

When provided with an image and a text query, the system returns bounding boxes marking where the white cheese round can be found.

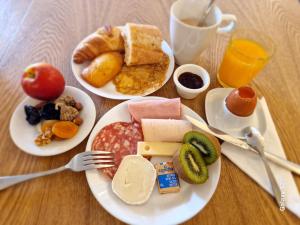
[112,155,156,205]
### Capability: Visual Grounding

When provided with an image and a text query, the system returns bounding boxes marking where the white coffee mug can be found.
[170,0,237,65]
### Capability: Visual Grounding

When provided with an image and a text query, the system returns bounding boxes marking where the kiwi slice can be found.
[183,131,220,165]
[173,144,208,184]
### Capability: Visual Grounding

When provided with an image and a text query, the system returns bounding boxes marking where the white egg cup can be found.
[173,64,210,99]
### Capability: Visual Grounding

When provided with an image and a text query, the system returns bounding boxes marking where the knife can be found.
[185,115,300,175]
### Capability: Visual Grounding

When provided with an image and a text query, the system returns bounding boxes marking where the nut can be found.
[60,105,79,121]
[74,102,83,111]
[35,128,53,146]
[73,116,83,126]
[55,96,76,109]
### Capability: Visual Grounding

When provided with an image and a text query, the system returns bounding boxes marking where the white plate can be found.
[71,32,175,100]
[205,88,267,139]
[9,86,96,156]
[85,96,221,225]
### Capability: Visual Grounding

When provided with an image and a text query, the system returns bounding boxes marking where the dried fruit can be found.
[41,102,60,120]
[74,102,83,111]
[52,121,79,139]
[24,105,41,125]
[35,101,47,110]
[73,116,83,126]
[41,120,59,133]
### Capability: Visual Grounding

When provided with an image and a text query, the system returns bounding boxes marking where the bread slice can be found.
[122,23,164,66]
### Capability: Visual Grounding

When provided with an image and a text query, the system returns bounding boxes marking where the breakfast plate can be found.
[71,38,175,100]
[205,88,267,139]
[9,86,96,156]
[85,96,221,225]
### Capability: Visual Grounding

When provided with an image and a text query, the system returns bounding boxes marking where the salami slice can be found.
[92,121,143,179]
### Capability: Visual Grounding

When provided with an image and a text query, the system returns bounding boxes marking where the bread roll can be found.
[81,52,123,87]
[122,23,164,66]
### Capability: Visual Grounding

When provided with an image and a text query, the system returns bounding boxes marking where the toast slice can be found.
[122,23,164,66]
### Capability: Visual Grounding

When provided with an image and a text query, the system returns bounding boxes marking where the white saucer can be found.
[205,88,267,139]
[9,86,96,156]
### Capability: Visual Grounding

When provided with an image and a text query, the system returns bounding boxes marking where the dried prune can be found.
[24,105,41,125]
[41,102,60,120]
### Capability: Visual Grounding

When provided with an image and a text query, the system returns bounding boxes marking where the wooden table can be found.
[0,0,299,224]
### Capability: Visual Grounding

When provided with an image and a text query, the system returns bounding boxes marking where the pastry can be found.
[121,23,164,66]
[81,52,123,87]
[73,26,124,64]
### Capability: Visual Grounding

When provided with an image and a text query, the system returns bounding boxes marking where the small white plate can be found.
[205,88,267,139]
[85,96,221,225]
[9,86,96,156]
[71,32,175,100]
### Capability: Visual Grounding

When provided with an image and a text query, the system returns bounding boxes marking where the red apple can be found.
[21,63,65,101]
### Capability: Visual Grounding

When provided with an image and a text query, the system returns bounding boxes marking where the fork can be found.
[0,151,114,191]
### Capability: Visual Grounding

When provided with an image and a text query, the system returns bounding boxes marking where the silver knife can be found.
[185,115,300,175]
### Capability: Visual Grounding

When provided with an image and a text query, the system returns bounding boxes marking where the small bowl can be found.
[173,64,210,99]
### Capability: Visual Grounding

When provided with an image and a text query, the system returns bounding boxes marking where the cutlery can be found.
[198,0,216,26]
[244,126,282,207]
[0,151,114,191]
[185,115,300,175]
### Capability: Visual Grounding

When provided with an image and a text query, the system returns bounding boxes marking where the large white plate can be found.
[85,96,221,225]
[205,88,267,139]
[9,86,96,156]
[71,32,175,100]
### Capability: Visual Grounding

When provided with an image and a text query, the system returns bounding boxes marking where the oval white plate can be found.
[85,96,221,225]
[71,32,175,100]
[205,88,267,139]
[9,86,96,156]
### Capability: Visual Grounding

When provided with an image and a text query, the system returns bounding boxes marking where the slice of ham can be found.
[128,98,181,122]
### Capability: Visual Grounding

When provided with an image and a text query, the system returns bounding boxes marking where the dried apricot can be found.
[52,121,79,139]
[41,120,59,133]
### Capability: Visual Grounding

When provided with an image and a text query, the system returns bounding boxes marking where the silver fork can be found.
[0,151,114,191]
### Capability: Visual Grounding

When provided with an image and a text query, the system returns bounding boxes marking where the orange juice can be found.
[218,39,269,88]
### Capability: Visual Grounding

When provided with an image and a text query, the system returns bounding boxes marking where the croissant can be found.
[73,26,125,64]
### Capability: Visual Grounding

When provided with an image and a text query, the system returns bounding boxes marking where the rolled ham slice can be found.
[128,98,181,122]
[141,119,192,142]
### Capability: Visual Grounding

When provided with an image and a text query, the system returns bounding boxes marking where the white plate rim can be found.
[71,30,175,100]
[85,96,221,225]
[9,86,96,156]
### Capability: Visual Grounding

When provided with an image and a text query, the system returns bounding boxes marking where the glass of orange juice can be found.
[218,30,275,88]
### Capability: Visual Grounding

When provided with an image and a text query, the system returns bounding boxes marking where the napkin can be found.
[221,97,300,217]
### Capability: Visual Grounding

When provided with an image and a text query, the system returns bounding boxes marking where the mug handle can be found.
[217,14,237,34]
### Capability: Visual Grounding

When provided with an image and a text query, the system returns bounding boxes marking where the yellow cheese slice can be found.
[137,142,182,157]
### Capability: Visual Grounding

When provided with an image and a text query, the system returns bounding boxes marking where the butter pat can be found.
[137,142,182,157]
[155,162,180,194]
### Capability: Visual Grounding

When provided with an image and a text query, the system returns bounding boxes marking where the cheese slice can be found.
[137,141,182,157]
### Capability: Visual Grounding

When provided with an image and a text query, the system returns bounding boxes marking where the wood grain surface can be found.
[0,0,299,224]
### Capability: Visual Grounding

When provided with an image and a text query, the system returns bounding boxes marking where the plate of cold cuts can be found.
[85,96,221,225]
